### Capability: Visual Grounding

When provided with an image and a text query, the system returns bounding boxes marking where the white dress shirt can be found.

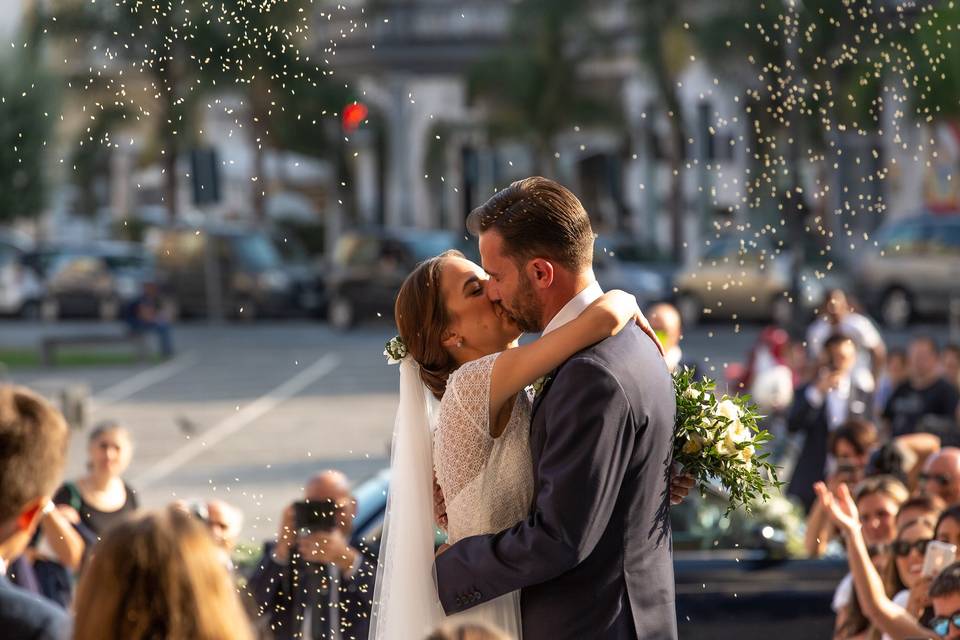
[805,376,853,430]
[541,281,604,336]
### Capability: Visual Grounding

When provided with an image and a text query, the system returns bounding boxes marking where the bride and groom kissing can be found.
[371,177,689,640]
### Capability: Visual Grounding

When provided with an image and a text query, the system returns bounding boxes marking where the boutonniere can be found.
[528,375,552,399]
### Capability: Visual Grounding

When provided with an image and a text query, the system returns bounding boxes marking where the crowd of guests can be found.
[3,285,960,639]
[0,383,512,639]
[746,288,960,639]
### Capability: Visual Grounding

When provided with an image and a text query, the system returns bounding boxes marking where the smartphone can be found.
[922,540,957,579]
[293,499,339,533]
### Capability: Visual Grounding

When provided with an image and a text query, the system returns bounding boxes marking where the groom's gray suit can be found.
[435,322,678,640]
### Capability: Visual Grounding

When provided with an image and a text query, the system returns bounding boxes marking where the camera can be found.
[292,498,340,533]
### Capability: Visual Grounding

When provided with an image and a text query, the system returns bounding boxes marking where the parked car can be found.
[40,242,154,320]
[594,235,674,305]
[149,226,301,320]
[345,470,846,640]
[853,211,960,328]
[325,229,472,330]
[0,236,44,318]
[672,235,845,327]
[269,228,327,317]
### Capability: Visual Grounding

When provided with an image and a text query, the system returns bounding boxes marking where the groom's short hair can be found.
[466,176,594,272]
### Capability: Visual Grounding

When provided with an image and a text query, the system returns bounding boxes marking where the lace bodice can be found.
[434,352,535,544]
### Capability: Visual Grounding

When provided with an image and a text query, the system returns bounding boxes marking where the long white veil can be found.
[369,358,446,639]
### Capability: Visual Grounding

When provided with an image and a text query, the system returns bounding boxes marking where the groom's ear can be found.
[526,258,554,289]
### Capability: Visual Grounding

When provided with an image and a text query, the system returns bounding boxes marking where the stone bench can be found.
[40,332,149,367]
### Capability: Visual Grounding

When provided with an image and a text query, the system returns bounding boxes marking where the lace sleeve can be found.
[433,352,499,504]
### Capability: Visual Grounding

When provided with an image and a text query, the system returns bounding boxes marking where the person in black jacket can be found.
[0,385,71,640]
[788,333,874,511]
[247,470,376,640]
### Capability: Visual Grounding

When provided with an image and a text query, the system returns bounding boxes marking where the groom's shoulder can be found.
[556,326,661,382]
[583,324,659,368]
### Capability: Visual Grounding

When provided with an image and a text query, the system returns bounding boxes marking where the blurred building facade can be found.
[7,0,958,260]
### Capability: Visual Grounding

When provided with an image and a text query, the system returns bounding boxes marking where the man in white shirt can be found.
[787,334,875,511]
[807,289,886,387]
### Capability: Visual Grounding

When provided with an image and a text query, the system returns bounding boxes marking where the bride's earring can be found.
[457,339,464,348]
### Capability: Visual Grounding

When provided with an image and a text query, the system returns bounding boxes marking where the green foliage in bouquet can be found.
[673,367,783,515]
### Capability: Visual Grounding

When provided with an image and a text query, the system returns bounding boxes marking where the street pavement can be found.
[0,317,953,549]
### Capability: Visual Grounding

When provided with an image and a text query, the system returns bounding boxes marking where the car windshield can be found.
[234,234,283,270]
[103,253,150,271]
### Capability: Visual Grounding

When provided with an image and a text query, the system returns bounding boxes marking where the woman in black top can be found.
[28,421,139,607]
[54,421,139,541]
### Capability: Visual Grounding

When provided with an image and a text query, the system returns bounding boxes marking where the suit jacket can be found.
[435,325,678,640]
[0,573,70,640]
[246,540,377,640]
[786,379,874,511]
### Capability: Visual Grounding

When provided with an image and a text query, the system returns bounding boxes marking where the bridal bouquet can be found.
[673,367,782,515]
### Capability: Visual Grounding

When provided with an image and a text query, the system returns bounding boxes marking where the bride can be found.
[370,250,661,639]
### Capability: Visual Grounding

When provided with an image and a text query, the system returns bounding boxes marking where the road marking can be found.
[134,353,341,488]
[91,352,199,409]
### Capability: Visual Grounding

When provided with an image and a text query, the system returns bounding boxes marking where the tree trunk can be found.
[250,77,272,223]
[163,138,179,223]
[664,110,685,263]
[252,132,267,223]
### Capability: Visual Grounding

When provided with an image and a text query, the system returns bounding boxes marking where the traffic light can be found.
[342,102,368,133]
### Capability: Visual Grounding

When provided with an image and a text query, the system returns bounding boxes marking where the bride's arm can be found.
[488,290,660,422]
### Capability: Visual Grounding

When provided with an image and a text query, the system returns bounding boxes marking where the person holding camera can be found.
[247,470,375,640]
[788,334,875,511]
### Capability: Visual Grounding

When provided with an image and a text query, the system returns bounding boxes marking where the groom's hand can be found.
[433,472,448,530]
[670,472,695,505]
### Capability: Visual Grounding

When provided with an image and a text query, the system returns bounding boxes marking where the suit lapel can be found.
[530,369,558,424]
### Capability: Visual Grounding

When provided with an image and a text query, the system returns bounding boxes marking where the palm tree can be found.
[199,0,349,221]
[46,0,214,221]
[632,0,695,262]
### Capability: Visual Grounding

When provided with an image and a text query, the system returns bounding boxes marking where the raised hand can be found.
[814,481,860,533]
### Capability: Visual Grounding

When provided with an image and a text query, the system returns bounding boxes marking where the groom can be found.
[434,177,678,639]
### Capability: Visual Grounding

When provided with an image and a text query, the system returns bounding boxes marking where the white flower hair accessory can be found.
[384,335,408,365]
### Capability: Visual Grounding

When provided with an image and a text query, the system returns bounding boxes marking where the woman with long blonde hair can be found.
[72,506,253,640]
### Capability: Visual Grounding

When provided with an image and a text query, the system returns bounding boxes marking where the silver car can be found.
[854,213,960,328]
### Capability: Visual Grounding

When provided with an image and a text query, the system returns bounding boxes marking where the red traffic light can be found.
[342,102,368,132]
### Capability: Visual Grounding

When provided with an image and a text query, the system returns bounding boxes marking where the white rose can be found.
[738,444,755,470]
[684,387,703,401]
[717,399,740,425]
[717,399,749,444]
[717,433,737,457]
[682,433,707,456]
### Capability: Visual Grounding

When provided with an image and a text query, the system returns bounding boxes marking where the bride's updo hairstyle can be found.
[394,249,465,400]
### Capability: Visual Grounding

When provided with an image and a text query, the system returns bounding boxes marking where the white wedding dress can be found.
[369,353,532,640]
[433,352,534,638]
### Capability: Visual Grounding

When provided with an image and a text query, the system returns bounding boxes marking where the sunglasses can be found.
[866,543,888,557]
[921,472,953,487]
[892,538,933,557]
[931,610,960,636]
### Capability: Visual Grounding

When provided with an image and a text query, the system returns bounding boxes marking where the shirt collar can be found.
[542,281,604,335]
